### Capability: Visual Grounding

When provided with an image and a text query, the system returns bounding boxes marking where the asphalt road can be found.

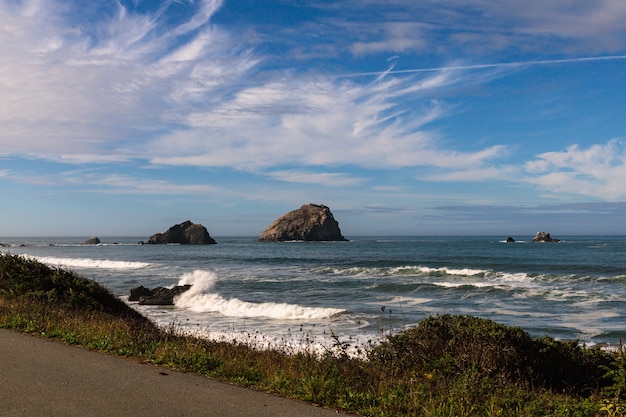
[0,329,347,417]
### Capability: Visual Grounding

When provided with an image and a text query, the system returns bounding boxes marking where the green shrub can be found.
[369,314,613,395]
[0,253,147,322]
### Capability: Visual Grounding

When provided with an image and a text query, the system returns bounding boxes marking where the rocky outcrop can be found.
[532,231,560,242]
[505,237,516,243]
[148,221,217,245]
[128,285,192,305]
[84,237,101,245]
[259,204,348,242]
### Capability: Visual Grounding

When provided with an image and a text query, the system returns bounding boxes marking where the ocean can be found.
[2,235,625,351]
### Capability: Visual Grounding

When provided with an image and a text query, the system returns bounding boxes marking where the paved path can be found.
[0,329,347,417]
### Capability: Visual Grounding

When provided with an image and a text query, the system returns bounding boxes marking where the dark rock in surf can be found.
[148,220,217,245]
[128,285,152,301]
[259,203,348,242]
[532,231,560,242]
[506,237,515,243]
[85,237,101,245]
[129,285,192,305]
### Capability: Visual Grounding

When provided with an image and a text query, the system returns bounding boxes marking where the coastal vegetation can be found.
[1,252,625,416]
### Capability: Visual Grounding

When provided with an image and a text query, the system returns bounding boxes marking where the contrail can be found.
[338,55,626,78]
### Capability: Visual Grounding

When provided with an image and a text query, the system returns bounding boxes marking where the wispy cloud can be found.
[0,167,225,196]
[266,170,365,186]
[149,67,509,172]
[326,0,626,57]
[0,0,251,163]
[524,139,626,200]
[89,174,225,195]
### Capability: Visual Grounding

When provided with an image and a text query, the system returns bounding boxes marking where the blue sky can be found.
[1,0,626,237]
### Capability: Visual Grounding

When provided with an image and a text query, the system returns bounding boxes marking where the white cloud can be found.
[425,163,514,182]
[0,167,226,196]
[330,0,626,57]
[524,139,626,200]
[90,174,225,195]
[266,170,365,187]
[150,68,507,172]
[466,0,626,52]
[349,21,430,56]
[0,0,251,163]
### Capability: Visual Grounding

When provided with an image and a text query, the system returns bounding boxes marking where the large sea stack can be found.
[259,204,348,242]
[148,220,217,245]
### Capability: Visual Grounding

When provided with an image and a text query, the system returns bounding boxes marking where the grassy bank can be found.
[1,253,625,416]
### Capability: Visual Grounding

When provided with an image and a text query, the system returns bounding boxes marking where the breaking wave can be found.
[29,256,152,270]
[174,270,345,320]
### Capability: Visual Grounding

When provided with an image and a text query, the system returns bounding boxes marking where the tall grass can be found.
[1,253,624,416]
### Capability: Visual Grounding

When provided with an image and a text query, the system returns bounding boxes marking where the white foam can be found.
[29,256,152,270]
[435,281,496,288]
[327,265,488,277]
[387,296,432,306]
[169,326,375,358]
[174,270,345,320]
[389,266,487,276]
[431,270,541,291]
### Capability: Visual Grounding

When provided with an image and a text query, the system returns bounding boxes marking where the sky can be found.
[1,0,626,238]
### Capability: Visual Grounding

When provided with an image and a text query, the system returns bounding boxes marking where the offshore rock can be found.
[148,220,217,245]
[84,237,101,245]
[532,231,560,242]
[259,204,348,242]
[129,285,192,305]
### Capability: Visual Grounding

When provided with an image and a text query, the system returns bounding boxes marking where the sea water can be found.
[2,236,625,351]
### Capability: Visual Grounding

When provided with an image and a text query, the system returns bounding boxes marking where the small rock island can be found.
[259,204,348,242]
[532,231,560,242]
[147,220,217,245]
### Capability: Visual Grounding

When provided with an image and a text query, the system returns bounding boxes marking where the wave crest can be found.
[174,270,345,320]
[29,256,151,270]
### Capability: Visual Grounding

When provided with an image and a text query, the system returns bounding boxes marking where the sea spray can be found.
[174,270,345,319]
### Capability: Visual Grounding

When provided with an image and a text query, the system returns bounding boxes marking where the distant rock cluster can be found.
[532,231,560,242]
[505,232,560,243]
[259,203,347,242]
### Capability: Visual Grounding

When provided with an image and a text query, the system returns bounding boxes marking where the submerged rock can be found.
[129,285,192,305]
[148,220,217,245]
[532,231,560,242]
[259,203,347,242]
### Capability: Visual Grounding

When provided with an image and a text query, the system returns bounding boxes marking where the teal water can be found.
[3,236,625,349]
